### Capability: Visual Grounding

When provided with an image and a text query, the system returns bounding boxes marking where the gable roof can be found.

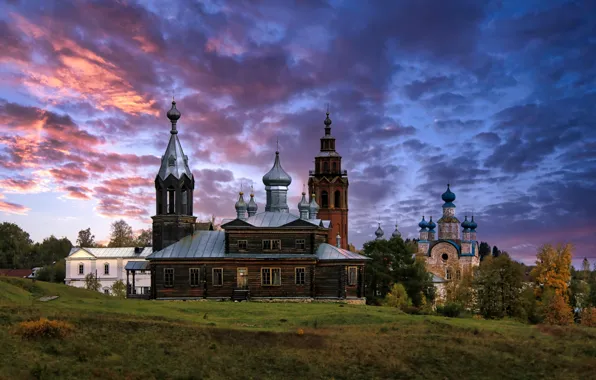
[147,231,225,259]
[68,247,152,258]
[222,211,330,229]
[316,244,370,261]
[0,269,34,278]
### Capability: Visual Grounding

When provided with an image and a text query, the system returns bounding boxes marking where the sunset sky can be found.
[0,0,594,266]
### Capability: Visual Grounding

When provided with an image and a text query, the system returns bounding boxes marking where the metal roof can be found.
[225,253,317,259]
[432,274,447,283]
[124,261,150,270]
[157,131,193,181]
[68,247,152,258]
[147,231,225,259]
[224,212,329,228]
[316,244,370,261]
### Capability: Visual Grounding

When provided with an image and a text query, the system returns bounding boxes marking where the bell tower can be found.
[308,110,349,249]
[152,100,197,252]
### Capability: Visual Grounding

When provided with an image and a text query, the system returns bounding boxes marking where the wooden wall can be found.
[225,230,328,254]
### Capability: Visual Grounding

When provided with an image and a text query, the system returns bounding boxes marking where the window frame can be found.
[446,268,452,280]
[238,240,248,251]
[104,262,109,275]
[78,263,84,275]
[212,268,223,286]
[295,239,306,250]
[262,239,281,251]
[164,268,174,287]
[347,266,358,286]
[261,267,281,286]
[295,267,306,285]
[189,268,200,287]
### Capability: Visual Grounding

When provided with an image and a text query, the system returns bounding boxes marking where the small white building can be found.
[65,247,152,296]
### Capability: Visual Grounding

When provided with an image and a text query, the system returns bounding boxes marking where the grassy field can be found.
[1,277,595,380]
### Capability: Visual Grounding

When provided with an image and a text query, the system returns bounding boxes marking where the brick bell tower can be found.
[308,110,349,249]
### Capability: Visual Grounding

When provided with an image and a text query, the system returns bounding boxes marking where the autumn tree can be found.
[530,243,573,301]
[544,292,574,326]
[108,220,135,247]
[474,255,525,319]
[444,266,475,310]
[76,228,95,247]
[385,283,411,310]
[135,228,152,247]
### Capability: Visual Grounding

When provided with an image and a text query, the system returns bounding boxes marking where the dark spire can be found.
[167,97,181,134]
[324,103,332,136]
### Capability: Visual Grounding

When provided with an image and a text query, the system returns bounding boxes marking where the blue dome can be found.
[418,216,428,230]
[262,151,292,187]
[441,184,456,203]
[469,215,477,230]
[461,216,471,230]
[427,216,436,231]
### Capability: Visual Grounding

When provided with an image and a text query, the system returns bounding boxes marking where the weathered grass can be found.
[1,277,596,379]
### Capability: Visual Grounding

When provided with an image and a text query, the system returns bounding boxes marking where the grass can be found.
[1,277,596,379]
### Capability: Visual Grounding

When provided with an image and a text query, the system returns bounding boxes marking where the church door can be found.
[237,268,248,289]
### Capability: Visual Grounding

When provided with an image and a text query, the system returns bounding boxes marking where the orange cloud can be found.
[0,193,30,215]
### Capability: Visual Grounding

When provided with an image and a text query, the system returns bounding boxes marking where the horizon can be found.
[0,0,594,268]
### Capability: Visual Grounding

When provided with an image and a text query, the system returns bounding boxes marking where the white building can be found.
[65,247,152,296]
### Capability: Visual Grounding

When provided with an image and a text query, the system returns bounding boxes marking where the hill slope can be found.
[1,277,595,380]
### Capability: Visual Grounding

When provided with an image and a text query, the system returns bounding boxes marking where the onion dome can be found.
[235,191,247,219]
[262,151,292,187]
[298,191,310,218]
[461,215,471,230]
[308,193,319,218]
[375,223,384,240]
[392,223,401,238]
[167,99,181,127]
[469,215,477,230]
[441,184,456,203]
[418,216,428,231]
[247,188,258,216]
[427,216,436,231]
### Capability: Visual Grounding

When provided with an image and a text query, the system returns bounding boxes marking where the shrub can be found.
[384,283,411,311]
[580,307,596,327]
[110,280,126,298]
[437,302,462,318]
[544,294,573,326]
[15,318,74,339]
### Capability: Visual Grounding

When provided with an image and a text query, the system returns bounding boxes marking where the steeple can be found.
[247,185,258,217]
[262,149,292,212]
[308,193,319,219]
[152,99,197,252]
[235,191,248,220]
[298,185,310,219]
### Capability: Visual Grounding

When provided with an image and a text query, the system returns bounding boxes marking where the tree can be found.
[444,265,475,310]
[0,222,33,269]
[135,228,152,247]
[108,220,134,247]
[362,237,434,306]
[35,260,66,284]
[582,258,590,281]
[111,279,126,298]
[84,272,101,292]
[530,243,573,301]
[384,283,411,310]
[474,255,525,319]
[76,228,95,247]
[34,235,72,265]
[492,245,501,258]
[544,292,573,326]
[479,242,491,261]
[569,278,591,310]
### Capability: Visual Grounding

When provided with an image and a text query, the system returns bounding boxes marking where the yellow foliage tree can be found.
[530,243,573,301]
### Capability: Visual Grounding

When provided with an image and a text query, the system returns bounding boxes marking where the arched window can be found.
[321,191,329,208]
[334,190,341,208]
[456,269,461,280]
[167,187,176,214]
[332,162,337,173]
[446,268,452,280]
[181,187,188,215]
[323,162,329,173]
[104,263,109,275]
[157,188,163,214]
[78,263,84,275]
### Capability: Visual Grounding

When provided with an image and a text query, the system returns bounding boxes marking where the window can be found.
[213,268,223,286]
[181,187,188,215]
[347,266,358,286]
[295,239,306,250]
[104,263,109,275]
[323,161,329,173]
[78,263,84,275]
[262,239,281,251]
[142,287,150,295]
[104,289,110,295]
[456,269,462,280]
[441,253,449,261]
[332,162,337,173]
[321,191,329,208]
[164,268,174,287]
[238,240,248,251]
[446,268,452,280]
[295,267,305,285]
[189,268,200,287]
[334,190,341,208]
[167,187,175,214]
[261,268,281,286]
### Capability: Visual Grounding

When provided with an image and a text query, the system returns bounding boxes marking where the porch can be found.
[124,261,151,299]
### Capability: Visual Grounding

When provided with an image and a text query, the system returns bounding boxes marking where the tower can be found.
[152,100,197,252]
[262,149,292,212]
[437,184,460,240]
[308,110,349,249]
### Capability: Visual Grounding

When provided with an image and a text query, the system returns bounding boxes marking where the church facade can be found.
[416,185,480,294]
[134,100,368,301]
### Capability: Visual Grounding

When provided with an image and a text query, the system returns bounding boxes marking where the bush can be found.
[384,283,411,310]
[15,318,74,339]
[580,307,596,327]
[437,302,462,318]
[544,294,573,326]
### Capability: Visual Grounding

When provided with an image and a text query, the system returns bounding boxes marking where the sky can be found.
[0,0,594,266]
